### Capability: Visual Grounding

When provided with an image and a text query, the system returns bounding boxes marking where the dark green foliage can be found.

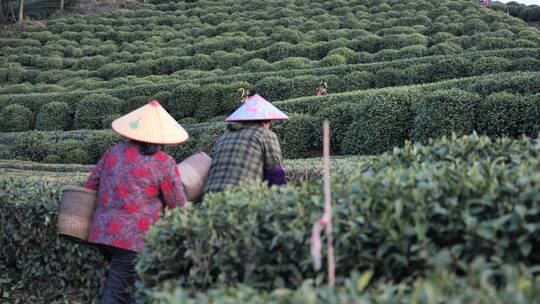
[101,114,121,129]
[36,102,72,131]
[273,114,318,158]
[319,54,347,67]
[428,42,464,55]
[82,130,122,163]
[0,177,105,303]
[342,71,373,91]
[470,57,511,75]
[374,67,404,87]
[170,84,205,119]
[143,262,540,303]
[341,93,413,155]
[13,132,50,162]
[52,139,91,164]
[477,92,540,138]
[0,104,34,132]
[0,144,13,159]
[314,102,359,152]
[74,94,122,129]
[137,135,540,294]
[165,122,227,161]
[242,59,272,72]
[253,77,292,101]
[410,89,480,143]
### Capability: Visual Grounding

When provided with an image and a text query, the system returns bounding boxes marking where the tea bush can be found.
[273,113,318,158]
[0,104,34,132]
[477,92,540,138]
[74,94,122,129]
[137,135,540,294]
[0,177,105,303]
[13,132,50,162]
[82,130,122,163]
[410,89,480,143]
[35,102,73,131]
[341,92,413,155]
[145,259,540,303]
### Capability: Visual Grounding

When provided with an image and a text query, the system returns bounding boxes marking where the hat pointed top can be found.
[225,94,289,122]
[112,100,188,144]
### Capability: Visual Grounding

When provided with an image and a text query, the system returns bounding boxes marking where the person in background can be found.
[84,100,188,304]
[316,82,327,96]
[202,94,288,196]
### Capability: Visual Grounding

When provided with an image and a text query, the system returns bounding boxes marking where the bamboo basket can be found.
[178,152,212,203]
[57,186,97,242]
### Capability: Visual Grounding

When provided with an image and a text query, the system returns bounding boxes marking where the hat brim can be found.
[111,100,189,145]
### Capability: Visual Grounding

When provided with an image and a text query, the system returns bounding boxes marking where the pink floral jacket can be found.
[84,142,186,252]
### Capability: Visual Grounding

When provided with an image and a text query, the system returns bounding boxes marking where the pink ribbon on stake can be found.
[311,212,330,270]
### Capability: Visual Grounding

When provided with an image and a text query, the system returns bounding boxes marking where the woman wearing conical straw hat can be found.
[83,100,188,304]
[202,93,288,196]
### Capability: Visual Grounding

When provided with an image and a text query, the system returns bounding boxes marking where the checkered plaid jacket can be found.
[202,123,284,194]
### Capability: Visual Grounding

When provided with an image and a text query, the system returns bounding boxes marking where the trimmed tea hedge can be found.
[1,48,540,130]
[0,104,33,132]
[0,177,105,303]
[2,135,540,302]
[136,135,540,295]
[145,260,540,303]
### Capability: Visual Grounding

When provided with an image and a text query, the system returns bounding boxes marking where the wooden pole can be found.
[18,0,23,26]
[60,0,64,11]
[323,120,335,288]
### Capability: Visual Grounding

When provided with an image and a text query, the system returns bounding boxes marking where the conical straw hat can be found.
[112,100,188,144]
[225,94,289,122]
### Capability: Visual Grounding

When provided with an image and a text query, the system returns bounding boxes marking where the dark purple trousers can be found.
[99,245,138,304]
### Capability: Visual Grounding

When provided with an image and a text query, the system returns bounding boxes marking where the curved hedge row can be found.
[136,135,540,294]
[3,135,539,302]
[1,51,539,132]
[0,72,538,161]
[0,177,105,303]
[144,262,540,303]
[3,46,538,95]
[490,1,540,23]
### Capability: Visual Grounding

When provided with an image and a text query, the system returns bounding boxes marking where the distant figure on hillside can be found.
[202,94,288,197]
[83,100,188,304]
[316,82,328,96]
[238,87,250,102]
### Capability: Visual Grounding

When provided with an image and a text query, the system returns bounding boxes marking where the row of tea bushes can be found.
[4,32,537,79]
[1,84,539,162]
[0,154,356,302]
[0,177,105,303]
[2,135,539,302]
[0,123,216,164]
[490,1,540,23]
[3,0,534,66]
[2,47,538,95]
[1,55,539,132]
[144,260,540,303]
[136,135,540,295]
[2,46,539,94]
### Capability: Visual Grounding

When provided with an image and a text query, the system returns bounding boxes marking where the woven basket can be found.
[178,151,212,203]
[57,186,97,242]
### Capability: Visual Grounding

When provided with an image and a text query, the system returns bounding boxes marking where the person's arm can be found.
[263,131,287,186]
[160,158,187,209]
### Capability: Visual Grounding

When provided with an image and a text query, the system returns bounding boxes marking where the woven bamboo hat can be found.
[225,94,289,122]
[112,100,188,144]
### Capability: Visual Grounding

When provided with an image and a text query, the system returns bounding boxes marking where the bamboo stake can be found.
[323,120,335,288]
